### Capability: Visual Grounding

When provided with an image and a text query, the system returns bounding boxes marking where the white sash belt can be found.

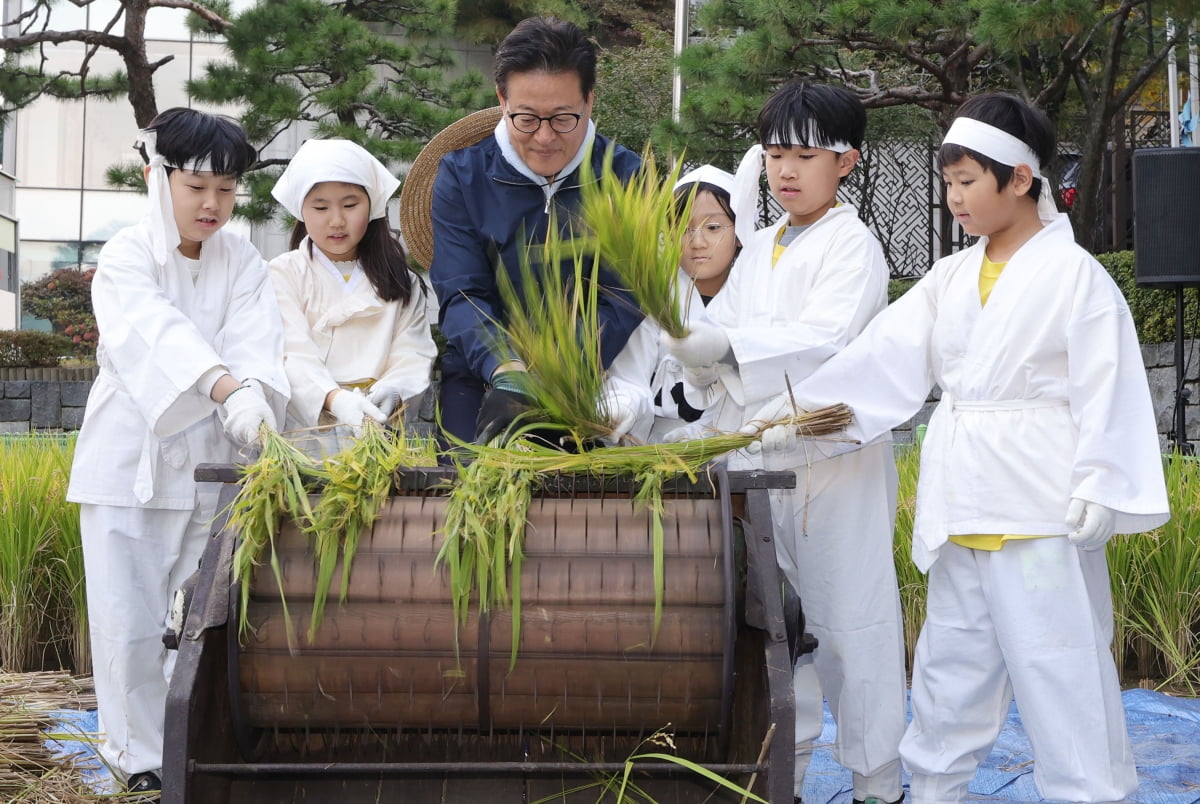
[912,394,1069,571]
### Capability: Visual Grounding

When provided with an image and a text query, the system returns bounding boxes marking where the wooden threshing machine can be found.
[162,463,808,803]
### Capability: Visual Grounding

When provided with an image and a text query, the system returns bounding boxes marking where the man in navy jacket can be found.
[430,16,643,443]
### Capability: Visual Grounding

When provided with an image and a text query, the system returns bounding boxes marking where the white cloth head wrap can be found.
[673,164,736,196]
[271,138,400,221]
[729,121,856,246]
[941,117,1060,222]
[134,128,214,265]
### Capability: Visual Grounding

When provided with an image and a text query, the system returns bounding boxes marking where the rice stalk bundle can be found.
[439,402,853,666]
[438,449,537,669]
[0,671,99,802]
[491,227,610,443]
[303,420,414,643]
[228,426,324,650]
[577,146,693,338]
[0,436,65,672]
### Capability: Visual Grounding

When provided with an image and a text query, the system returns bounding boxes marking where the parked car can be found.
[1058,153,1081,210]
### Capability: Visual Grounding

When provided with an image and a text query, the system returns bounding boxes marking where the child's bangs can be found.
[761,115,840,150]
[937,142,981,171]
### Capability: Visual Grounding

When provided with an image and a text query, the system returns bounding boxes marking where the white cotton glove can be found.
[221,381,277,448]
[1066,498,1117,551]
[662,422,713,443]
[737,394,796,455]
[366,382,404,419]
[328,388,387,435]
[601,387,644,444]
[660,323,730,369]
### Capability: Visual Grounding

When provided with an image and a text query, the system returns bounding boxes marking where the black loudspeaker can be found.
[1133,148,1200,288]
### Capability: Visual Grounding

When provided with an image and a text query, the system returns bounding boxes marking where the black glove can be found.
[474,387,537,444]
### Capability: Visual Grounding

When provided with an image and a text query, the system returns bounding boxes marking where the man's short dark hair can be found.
[494,17,596,101]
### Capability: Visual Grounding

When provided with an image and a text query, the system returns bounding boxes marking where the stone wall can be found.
[3,343,1198,449]
[0,366,97,434]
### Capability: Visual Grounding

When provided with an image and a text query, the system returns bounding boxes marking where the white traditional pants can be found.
[768,441,907,802]
[901,538,1135,803]
[81,490,216,778]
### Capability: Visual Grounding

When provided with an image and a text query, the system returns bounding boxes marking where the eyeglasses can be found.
[683,223,734,243]
[507,112,583,134]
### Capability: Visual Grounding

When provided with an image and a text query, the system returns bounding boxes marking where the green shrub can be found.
[1097,251,1199,345]
[888,277,919,304]
[20,268,98,358]
[0,331,73,367]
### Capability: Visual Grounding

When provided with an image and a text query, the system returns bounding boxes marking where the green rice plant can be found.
[303,420,418,643]
[1110,452,1200,692]
[578,146,693,338]
[530,726,768,804]
[40,436,89,675]
[491,227,611,443]
[891,444,926,672]
[227,426,324,651]
[0,436,70,672]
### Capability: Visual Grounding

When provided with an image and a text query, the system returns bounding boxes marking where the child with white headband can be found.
[269,138,435,450]
[745,92,1170,802]
[648,164,739,442]
[66,107,289,794]
[662,81,906,804]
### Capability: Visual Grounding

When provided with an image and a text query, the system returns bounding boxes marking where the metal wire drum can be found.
[229,492,736,742]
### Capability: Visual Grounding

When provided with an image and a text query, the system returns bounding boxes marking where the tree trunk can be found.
[121,0,159,128]
[1069,105,1113,253]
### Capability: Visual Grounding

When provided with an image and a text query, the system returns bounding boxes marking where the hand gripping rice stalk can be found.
[228,425,323,651]
[302,420,413,644]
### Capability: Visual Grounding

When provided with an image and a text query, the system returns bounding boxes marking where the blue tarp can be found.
[45,689,1200,801]
[801,689,1200,803]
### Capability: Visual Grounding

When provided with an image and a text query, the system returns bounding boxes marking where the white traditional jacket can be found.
[67,223,289,509]
[269,242,436,428]
[700,203,891,459]
[792,214,1171,570]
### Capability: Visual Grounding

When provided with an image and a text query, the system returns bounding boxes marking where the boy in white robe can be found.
[747,93,1171,803]
[662,82,906,804]
[268,138,437,454]
[66,108,288,793]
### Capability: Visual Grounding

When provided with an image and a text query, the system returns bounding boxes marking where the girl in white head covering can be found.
[672,164,739,302]
[648,165,740,443]
[268,138,436,448]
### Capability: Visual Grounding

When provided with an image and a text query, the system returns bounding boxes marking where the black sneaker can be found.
[126,770,162,792]
[853,797,904,804]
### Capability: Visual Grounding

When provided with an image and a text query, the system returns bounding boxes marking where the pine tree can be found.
[658,0,1200,251]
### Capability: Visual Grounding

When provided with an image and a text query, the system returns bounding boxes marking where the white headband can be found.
[135,128,216,265]
[942,117,1060,222]
[729,120,857,245]
[674,164,736,196]
[272,138,400,222]
[767,120,853,154]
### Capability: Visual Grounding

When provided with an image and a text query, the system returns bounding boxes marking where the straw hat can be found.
[399,106,503,270]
